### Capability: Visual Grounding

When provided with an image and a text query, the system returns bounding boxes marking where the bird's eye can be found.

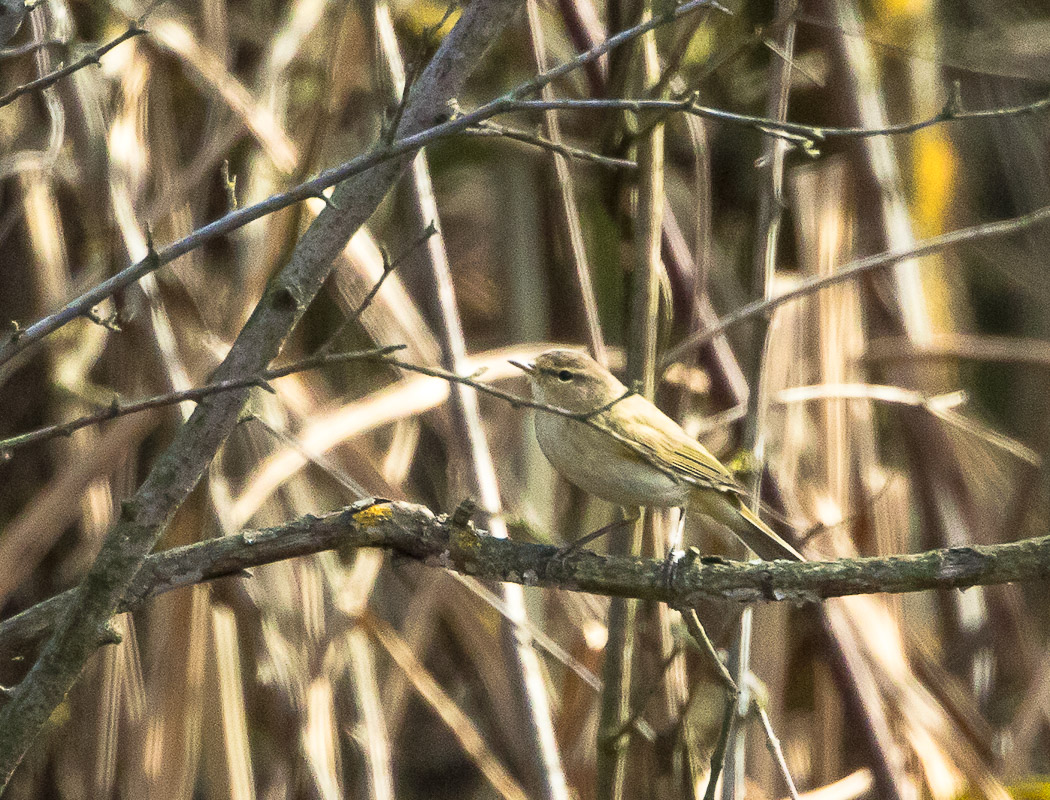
[557,369,573,382]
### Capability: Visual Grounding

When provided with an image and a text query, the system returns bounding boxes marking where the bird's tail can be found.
[733,501,805,561]
[694,492,806,562]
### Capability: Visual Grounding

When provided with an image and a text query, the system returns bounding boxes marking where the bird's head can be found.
[510,349,626,414]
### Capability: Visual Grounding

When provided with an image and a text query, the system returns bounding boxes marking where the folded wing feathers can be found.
[598,403,742,494]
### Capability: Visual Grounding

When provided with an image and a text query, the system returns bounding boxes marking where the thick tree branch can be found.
[3,498,1047,662]
[0,0,525,785]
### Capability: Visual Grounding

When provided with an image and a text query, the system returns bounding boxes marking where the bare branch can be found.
[3,499,1048,660]
[0,22,147,109]
[0,345,405,454]
[6,0,1046,371]
[500,90,1050,151]
[661,202,1050,368]
[0,0,723,370]
[316,227,438,354]
[465,121,637,170]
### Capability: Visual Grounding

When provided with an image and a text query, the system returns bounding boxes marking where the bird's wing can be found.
[598,395,742,494]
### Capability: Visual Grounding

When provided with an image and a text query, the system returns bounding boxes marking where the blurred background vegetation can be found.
[1,0,1049,797]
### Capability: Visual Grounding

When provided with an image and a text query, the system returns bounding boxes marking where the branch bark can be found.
[3,498,1047,662]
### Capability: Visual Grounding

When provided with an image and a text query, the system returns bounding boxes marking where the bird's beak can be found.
[509,358,535,374]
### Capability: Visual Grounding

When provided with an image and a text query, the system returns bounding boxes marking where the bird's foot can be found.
[661,547,688,593]
[552,514,636,562]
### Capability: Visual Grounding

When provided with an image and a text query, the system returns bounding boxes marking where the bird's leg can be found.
[555,508,640,558]
[660,509,688,590]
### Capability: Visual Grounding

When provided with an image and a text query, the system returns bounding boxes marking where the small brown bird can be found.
[511,348,804,562]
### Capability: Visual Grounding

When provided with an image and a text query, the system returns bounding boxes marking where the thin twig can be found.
[0,38,62,59]
[0,22,147,109]
[0,345,406,454]
[0,348,640,476]
[678,607,741,800]
[466,121,637,170]
[679,607,738,694]
[381,356,687,483]
[752,0,798,300]
[524,0,608,365]
[499,90,1050,149]
[704,698,735,800]
[755,704,800,800]
[508,0,730,101]
[315,223,437,354]
[660,202,1050,368]
[382,1,458,145]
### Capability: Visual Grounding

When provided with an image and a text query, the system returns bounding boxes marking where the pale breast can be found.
[534,412,688,507]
